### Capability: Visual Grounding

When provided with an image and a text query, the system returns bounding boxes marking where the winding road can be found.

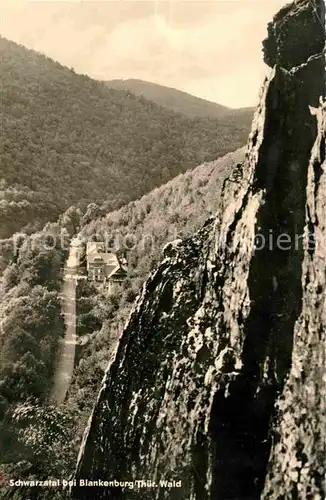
[50,247,79,405]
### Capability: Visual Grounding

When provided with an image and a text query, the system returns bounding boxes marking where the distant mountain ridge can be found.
[106,78,255,122]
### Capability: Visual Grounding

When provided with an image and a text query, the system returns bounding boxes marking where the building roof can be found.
[86,242,119,268]
[88,253,119,266]
[108,265,128,280]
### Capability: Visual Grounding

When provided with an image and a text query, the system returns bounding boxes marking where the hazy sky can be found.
[1,0,288,108]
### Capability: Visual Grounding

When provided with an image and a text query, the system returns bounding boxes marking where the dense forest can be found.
[0,224,69,484]
[0,148,245,497]
[106,78,254,122]
[0,36,251,239]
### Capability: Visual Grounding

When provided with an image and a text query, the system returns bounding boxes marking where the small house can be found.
[106,265,128,296]
[86,242,128,294]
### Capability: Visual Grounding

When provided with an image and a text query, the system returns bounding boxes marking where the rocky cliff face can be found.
[71,1,325,499]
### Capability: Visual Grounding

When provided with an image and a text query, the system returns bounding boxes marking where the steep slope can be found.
[71,1,325,499]
[81,148,245,258]
[0,37,250,238]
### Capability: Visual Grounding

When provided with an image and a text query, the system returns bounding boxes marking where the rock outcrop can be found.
[71,1,325,498]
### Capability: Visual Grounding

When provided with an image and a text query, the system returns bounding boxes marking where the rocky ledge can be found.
[70,1,325,499]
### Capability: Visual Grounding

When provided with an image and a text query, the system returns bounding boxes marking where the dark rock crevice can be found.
[208,53,322,497]
[210,380,277,500]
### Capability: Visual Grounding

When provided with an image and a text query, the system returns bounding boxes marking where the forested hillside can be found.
[0,224,68,469]
[0,36,250,239]
[0,148,245,496]
[66,148,246,463]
